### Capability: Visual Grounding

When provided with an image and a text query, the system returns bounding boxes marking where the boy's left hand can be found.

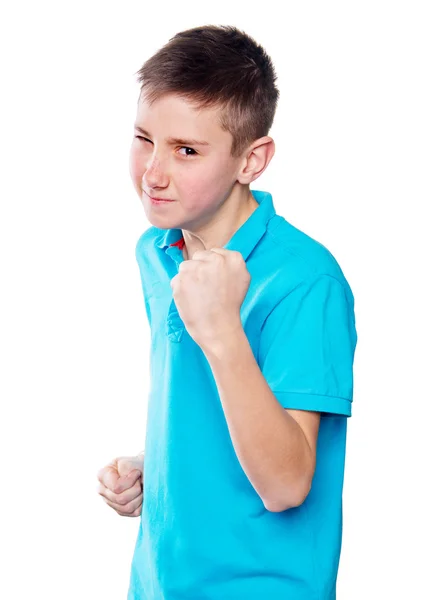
[170,248,251,349]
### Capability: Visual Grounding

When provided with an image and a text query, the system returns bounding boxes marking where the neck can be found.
[181,187,259,260]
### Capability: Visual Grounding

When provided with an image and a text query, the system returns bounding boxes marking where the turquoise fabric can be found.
[128,190,357,599]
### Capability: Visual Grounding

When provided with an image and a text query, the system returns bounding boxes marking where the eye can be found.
[134,136,197,157]
[177,147,197,157]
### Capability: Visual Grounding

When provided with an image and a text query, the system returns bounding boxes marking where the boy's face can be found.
[129,93,248,230]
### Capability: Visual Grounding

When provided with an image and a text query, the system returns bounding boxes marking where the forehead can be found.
[135,93,230,144]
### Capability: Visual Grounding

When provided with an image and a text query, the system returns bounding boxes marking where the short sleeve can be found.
[258,275,357,416]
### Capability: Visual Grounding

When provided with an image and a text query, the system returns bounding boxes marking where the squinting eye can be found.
[134,136,197,157]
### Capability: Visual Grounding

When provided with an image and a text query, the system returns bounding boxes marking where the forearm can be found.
[201,327,313,511]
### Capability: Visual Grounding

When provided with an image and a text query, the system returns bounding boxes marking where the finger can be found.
[191,249,214,261]
[99,476,142,506]
[102,493,143,516]
[98,466,120,491]
[114,469,142,494]
[210,248,234,256]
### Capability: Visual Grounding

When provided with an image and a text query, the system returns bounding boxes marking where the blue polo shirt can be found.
[128,189,357,600]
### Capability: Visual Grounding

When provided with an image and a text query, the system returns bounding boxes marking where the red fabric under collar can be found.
[169,237,185,250]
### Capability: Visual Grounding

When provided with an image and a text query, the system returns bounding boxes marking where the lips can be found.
[144,191,174,202]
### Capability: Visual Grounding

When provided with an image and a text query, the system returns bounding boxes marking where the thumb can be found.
[114,469,141,493]
[102,466,120,492]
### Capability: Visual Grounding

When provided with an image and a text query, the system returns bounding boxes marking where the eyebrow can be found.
[134,126,210,147]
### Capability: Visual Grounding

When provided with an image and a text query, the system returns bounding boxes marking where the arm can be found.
[201,328,320,512]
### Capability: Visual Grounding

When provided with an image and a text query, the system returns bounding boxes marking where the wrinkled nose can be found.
[143,155,169,190]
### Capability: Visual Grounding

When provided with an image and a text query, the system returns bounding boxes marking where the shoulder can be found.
[261,215,355,308]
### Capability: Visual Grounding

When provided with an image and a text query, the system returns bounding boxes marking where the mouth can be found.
[144,191,175,204]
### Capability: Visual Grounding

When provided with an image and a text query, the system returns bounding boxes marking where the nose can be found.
[143,153,169,190]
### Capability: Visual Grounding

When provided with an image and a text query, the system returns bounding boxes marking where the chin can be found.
[143,209,181,230]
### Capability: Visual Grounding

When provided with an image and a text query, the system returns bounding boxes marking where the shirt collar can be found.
[155,189,277,262]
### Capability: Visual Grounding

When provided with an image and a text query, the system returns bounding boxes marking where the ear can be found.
[236,136,275,185]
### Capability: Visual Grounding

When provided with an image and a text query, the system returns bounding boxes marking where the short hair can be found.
[134,24,280,158]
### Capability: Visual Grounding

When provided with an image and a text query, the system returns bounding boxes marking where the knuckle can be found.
[124,499,138,515]
[115,493,128,506]
[103,497,113,510]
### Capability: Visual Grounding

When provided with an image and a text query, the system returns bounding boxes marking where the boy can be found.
[97,24,357,599]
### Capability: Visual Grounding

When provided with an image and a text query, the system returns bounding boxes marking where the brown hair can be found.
[134,24,280,158]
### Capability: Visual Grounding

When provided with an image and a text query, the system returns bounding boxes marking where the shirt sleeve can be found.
[258,274,357,416]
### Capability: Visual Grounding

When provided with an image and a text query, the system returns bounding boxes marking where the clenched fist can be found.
[97,454,144,517]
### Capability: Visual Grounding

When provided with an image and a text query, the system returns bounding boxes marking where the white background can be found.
[1,1,427,598]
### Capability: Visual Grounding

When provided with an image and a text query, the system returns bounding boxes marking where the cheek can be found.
[181,160,231,203]
[180,177,219,213]
[129,148,144,186]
